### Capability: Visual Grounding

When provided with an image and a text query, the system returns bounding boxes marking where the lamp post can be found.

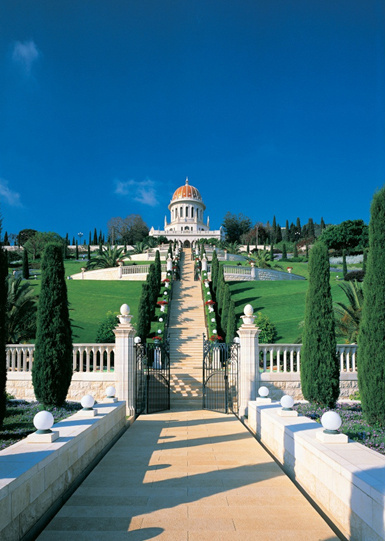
[78,232,83,245]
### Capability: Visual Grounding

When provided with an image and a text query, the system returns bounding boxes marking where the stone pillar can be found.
[251,262,257,280]
[202,255,208,272]
[81,267,86,280]
[167,256,173,272]
[224,249,228,261]
[237,304,261,418]
[113,304,136,416]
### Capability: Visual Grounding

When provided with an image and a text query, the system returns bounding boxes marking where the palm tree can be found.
[225,242,241,254]
[6,275,37,343]
[335,280,364,343]
[255,250,272,269]
[131,241,149,255]
[86,245,130,270]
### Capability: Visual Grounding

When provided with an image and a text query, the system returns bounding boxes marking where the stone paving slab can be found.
[37,409,340,540]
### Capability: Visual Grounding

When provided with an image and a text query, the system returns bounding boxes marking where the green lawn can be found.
[27,268,144,342]
[229,276,347,343]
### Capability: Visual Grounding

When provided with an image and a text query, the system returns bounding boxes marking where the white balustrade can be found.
[7,344,115,373]
[259,344,357,374]
[122,264,167,275]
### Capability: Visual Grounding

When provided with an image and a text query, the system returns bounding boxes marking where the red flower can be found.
[157,300,168,305]
[205,300,215,305]
[210,335,223,341]
[162,278,170,282]
[152,336,162,341]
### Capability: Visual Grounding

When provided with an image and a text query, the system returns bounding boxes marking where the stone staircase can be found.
[168,251,206,409]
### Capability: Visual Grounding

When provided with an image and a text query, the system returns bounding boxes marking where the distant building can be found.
[149,178,224,247]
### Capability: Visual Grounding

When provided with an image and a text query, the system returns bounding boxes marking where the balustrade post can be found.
[237,304,261,418]
[251,262,257,281]
[113,303,136,416]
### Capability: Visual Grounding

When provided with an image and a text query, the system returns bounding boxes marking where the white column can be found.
[224,249,228,261]
[237,304,261,418]
[113,304,136,416]
[118,261,123,279]
[167,256,173,272]
[251,262,257,280]
[202,254,208,272]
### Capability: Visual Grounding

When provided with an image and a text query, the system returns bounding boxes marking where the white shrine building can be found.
[149,178,224,247]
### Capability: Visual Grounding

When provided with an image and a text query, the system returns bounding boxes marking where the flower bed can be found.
[0,399,82,451]
[294,402,385,455]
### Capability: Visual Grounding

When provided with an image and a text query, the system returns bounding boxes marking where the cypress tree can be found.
[87,244,91,261]
[72,236,75,245]
[3,231,9,246]
[32,244,73,406]
[300,242,339,407]
[293,243,298,258]
[285,220,289,241]
[320,217,326,231]
[247,243,250,255]
[88,232,92,245]
[217,268,225,314]
[0,243,7,427]
[307,218,315,239]
[93,228,98,245]
[342,249,347,278]
[276,224,282,243]
[271,216,277,244]
[357,188,385,424]
[98,239,103,255]
[270,243,274,261]
[22,249,30,279]
[305,244,309,259]
[226,299,237,343]
[221,284,231,334]
[136,283,151,342]
[154,250,161,286]
[75,241,79,260]
[211,251,219,291]
[282,243,287,260]
[362,248,367,274]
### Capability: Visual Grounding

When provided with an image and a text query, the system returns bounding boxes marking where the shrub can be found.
[95,311,118,343]
[32,244,73,407]
[0,245,7,427]
[344,270,365,282]
[255,312,277,343]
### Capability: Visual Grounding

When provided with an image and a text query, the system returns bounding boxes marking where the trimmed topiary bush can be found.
[95,311,118,343]
[344,270,365,282]
[300,241,339,408]
[357,188,385,425]
[22,249,30,280]
[32,244,73,407]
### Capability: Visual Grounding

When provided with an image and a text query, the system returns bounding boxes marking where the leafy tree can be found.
[222,212,252,243]
[32,244,73,406]
[6,275,37,343]
[357,188,385,424]
[255,312,277,343]
[17,229,37,246]
[22,249,30,279]
[334,281,363,343]
[0,240,7,427]
[86,245,129,270]
[24,231,66,260]
[318,220,369,252]
[95,311,118,343]
[226,299,236,343]
[107,215,149,245]
[300,242,339,407]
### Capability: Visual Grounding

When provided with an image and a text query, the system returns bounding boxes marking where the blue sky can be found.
[0,0,384,241]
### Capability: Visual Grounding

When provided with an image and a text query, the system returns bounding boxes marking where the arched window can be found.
[180,207,183,218]
[191,207,194,218]
[185,207,188,217]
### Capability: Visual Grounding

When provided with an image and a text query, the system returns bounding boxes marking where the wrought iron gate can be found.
[203,337,239,414]
[135,340,170,415]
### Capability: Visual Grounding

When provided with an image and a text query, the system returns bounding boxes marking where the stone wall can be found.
[247,401,384,541]
[7,372,116,402]
[259,372,359,401]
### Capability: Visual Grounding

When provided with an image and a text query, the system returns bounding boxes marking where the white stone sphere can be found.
[33,411,54,431]
[244,304,254,317]
[280,395,294,409]
[213,329,217,334]
[120,304,130,316]
[321,411,342,431]
[81,394,95,409]
[211,318,215,322]
[106,386,116,398]
[159,317,163,322]
[258,386,269,398]
[157,329,162,334]
[134,336,141,344]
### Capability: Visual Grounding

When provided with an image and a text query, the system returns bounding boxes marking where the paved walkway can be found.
[38,408,339,540]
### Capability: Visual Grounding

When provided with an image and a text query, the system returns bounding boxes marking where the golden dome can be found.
[172,178,202,202]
